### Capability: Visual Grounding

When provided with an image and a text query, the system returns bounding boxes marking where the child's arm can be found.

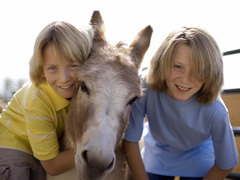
[40,150,75,176]
[122,139,149,180]
[203,163,233,180]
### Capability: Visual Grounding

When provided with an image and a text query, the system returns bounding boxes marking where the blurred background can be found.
[1,0,240,101]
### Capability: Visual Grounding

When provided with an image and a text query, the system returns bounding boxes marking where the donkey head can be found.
[66,11,152,180]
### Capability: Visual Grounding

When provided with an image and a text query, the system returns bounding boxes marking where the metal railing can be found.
[223,49,240,56]
[223,75,240,179]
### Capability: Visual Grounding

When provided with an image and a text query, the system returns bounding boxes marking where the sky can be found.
[0,0,240,96]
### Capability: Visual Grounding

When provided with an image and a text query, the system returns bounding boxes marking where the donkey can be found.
[47,11,152,180]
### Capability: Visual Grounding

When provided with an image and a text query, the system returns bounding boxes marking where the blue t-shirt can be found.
[124,83,238,177]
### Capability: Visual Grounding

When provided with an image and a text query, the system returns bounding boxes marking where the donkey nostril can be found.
[107,158,114,170]
[82,150,88,164]
[81,149,115,171]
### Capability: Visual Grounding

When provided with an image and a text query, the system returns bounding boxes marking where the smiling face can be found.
[166,44,204,101]
[42,43,80,99]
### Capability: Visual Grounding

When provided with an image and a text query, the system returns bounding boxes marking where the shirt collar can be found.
[40,81,70,111]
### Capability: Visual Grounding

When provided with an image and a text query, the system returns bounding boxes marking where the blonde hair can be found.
[147,27,223,104]
[29,21,94,86]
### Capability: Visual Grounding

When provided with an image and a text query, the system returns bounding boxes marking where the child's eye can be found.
[174,65,182,69]
[173,65,183,70]
[48,66,57,70]
[173,64,184,73]
[69,64,80,69]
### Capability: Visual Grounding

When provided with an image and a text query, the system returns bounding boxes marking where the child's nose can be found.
[59,69,70,82]
[181,71,192,82]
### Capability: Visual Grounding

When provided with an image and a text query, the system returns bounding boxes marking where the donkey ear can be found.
[129,25,153,70]
[90,11,106,41]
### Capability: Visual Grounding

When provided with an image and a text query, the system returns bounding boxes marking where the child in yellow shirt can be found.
[0,21,93,179]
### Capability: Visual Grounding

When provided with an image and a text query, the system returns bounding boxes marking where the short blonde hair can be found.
[29,21,94,86]
[147,27,223,104]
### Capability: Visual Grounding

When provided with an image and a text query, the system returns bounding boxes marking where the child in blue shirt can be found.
[123,27,238,180]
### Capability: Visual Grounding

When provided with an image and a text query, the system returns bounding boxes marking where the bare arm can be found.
[122,139,149,180]
[203,163,233,180]
[40,150,75,176]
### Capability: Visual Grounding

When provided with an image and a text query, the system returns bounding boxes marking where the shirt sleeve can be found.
[124,85,148,142]
[24,97,59,161]
[211,108,238,170]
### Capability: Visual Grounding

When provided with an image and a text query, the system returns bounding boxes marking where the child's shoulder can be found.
[205,96,228,115]
[21,81,46,98]
[210,96,226,109]
[20,81,51,108]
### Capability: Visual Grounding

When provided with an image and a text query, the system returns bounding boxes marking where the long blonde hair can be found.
[147,27,223,104]
[29,21,94,86]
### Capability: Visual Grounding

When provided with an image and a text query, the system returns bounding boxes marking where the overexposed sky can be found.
[0,0,240,95]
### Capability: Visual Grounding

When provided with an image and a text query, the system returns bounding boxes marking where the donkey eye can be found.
[80,81,90,95]
[127,96,138,106]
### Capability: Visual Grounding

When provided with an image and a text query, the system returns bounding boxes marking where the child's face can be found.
[42,44,80,99]
[165,44,204,101]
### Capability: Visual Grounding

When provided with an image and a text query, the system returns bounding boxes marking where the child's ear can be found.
[41,72,45,77]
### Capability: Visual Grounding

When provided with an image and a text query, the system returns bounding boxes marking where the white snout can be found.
[75,127,117,180]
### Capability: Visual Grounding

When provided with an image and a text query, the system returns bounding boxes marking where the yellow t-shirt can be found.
[0,81,70,161]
